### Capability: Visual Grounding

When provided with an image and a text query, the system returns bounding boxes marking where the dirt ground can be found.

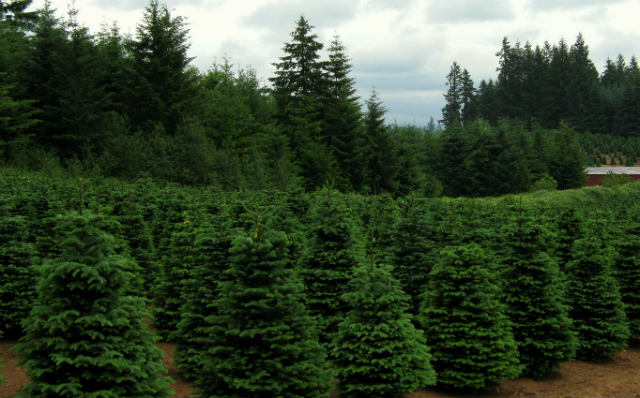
[2,341,640,398]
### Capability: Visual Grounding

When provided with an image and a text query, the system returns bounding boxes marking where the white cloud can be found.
[428,0,517,23]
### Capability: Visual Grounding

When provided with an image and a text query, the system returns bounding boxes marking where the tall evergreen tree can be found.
[127,0,195,133]
[17,212,171,398]
[441,61,463,129]
[270,16,333,189]
[461,68,477,125]
[197,230,331,398]
[332,262,436,397]
[323,35,365,192]
[419,243,521,390]
[363,89,399,194]
[567,34,602,133]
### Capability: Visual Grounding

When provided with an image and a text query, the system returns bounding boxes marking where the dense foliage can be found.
[16,212,171,398]
[418,244,521,390]
[197,230,331,398]
[332,262,436,397]
[1,168,640,393]
[499,215,576,377]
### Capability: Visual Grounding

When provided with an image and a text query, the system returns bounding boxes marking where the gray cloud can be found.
[361,0,415,10]
[525,0,625,11]
[243,0,358,42]
[427,0,516,23]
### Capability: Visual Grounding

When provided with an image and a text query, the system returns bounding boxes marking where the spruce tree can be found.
[500,215,576,377]
[17,212,171,398]
[323,35,365,192]
[127,0,195,133]
[332,262,435,397]
[442,61,464,129]
[566,235,629,361]
[197,230,331,398]
[300,190,364,342]
[419,243,521,390]
[363,89,399,195]
[270,16,333,189]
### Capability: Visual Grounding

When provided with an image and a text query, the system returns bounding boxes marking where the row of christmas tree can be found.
[2,168,640,396]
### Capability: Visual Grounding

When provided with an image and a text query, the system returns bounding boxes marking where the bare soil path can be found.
[2,341,640,398]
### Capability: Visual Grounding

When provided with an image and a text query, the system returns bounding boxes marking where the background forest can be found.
[1,0,638,197]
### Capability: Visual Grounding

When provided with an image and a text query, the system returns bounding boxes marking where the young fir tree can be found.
[172,221,232,381]
[389,196,439,315]
[300,190,364,342]
[566,234,629,361]
[554,206,585,271]
[197,230,331,398]
[499,214,576,378]
[418,243,521,391]
[17,212,171,398]
[153,221,199,340]
[612,213,640,340]
[0,202,35,336]
[332,261,436,397]
[107,190,159,292]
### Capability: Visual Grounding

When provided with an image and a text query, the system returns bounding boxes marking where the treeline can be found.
[0,0,414,193]
[2,167,640,395]
[1,0,599,197]
[443,35,640,137]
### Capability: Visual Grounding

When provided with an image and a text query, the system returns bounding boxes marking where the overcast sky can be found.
[29,0,640,126]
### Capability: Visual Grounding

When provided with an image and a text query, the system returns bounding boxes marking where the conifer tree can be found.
[500,215,576,377]
[566,235,629,361]
[419,243,521,390]
[612,213,640,340]
[0,208,35,336]
[197,230,331,398]
[300,190,364,341]
[153,221,198,340]
[555,206,585,270]
[324,35,365,192]
[389,196,439,314]
[127,0,196,133]
[442,61,463,129]
[172,222,232,381]
[363,89,399,195]
[332,262,435,397]
[270,16,333,189]
[17,212,171,398]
